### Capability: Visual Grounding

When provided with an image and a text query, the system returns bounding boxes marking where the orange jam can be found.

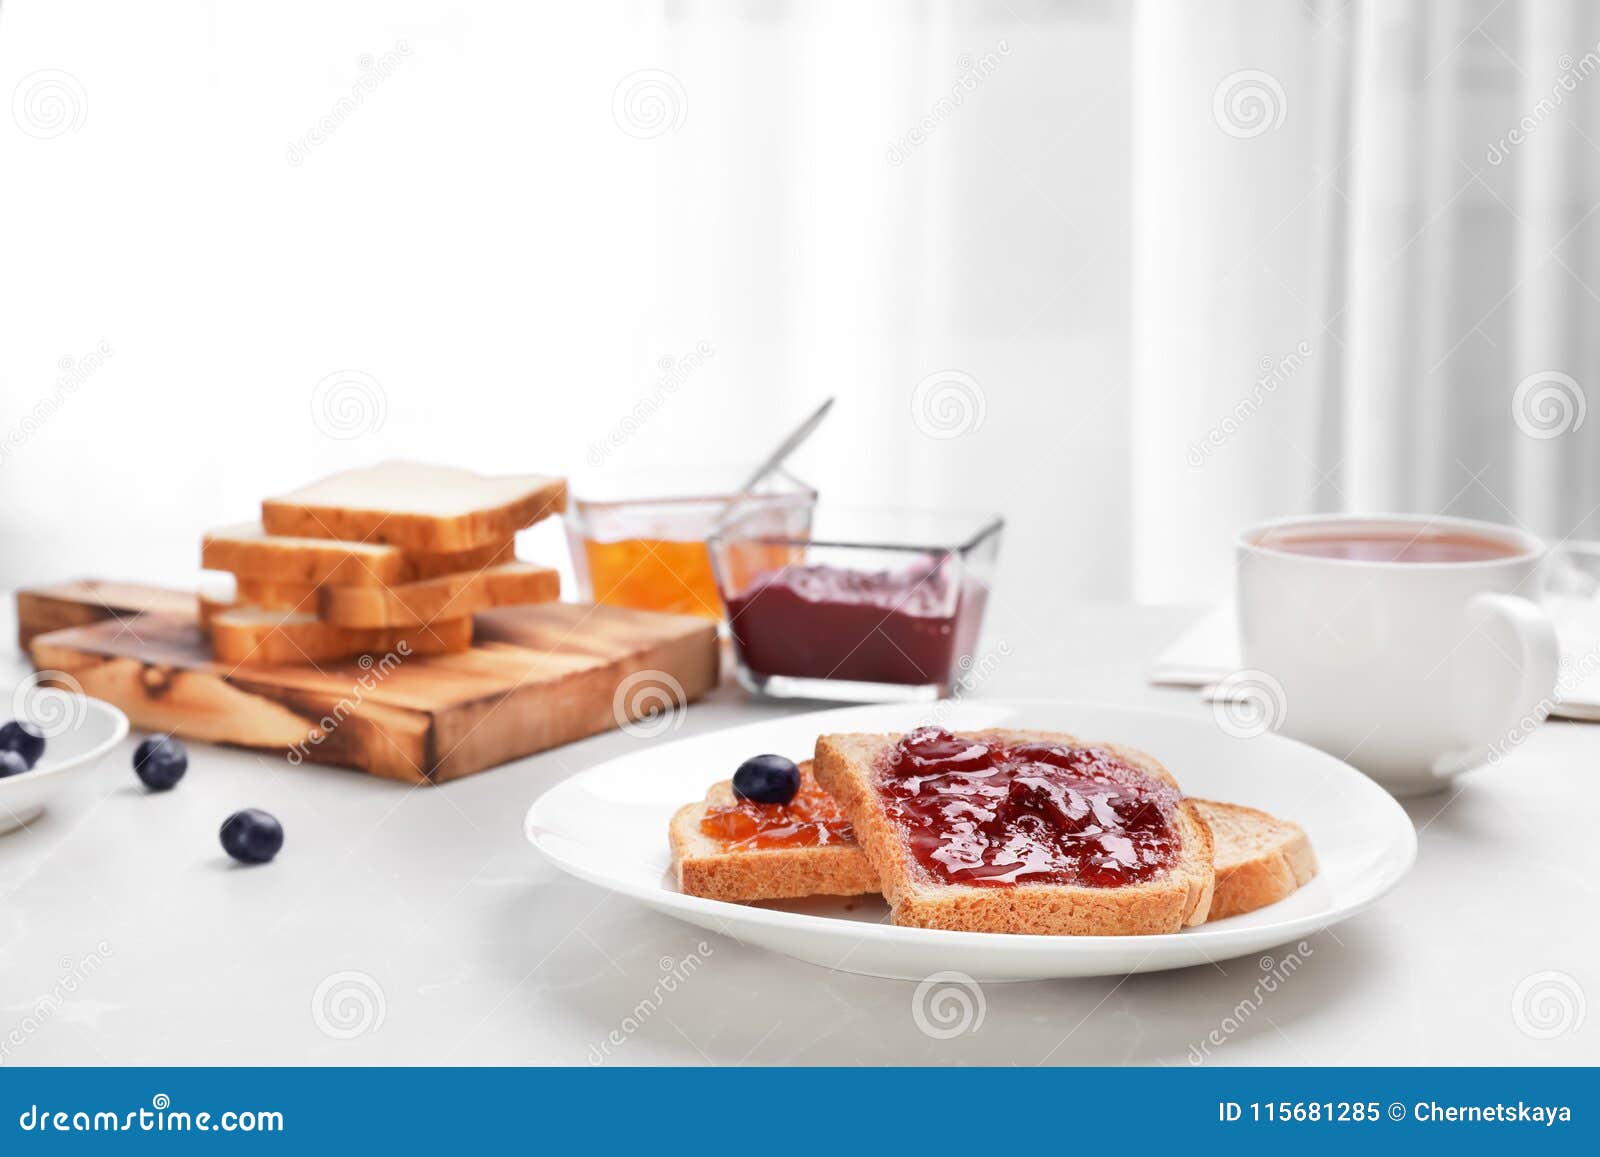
[699,774,855,851]
[583,538,721,618]
[583,536,796,619]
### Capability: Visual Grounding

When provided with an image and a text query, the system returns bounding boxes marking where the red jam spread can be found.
[699,774,855,851]
[877,727,1183,888]
[725,561,984,686]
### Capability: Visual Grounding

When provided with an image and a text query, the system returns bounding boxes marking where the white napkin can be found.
[1147,603,1238,689]
[1149,598,1600,723]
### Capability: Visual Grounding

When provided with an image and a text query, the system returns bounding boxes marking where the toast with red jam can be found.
[812,727,1215,935]
[671,783,1314,923]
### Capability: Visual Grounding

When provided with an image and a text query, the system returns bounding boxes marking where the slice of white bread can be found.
[1194,799,1317,920]
[208,605,473,664]
[813,728,1214,935]
[202,552,548,630]
[203,522,407,587]
[317,561,560,628]
[261,461,566,552]
[670,762,880,902]
[671,789,1314,922]
[402,538,517,581]
[203,523,517,587]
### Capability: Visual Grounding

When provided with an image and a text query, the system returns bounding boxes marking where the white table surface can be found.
[2,598,1596,1067]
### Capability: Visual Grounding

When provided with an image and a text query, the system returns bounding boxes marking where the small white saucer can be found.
[0,690,129,834]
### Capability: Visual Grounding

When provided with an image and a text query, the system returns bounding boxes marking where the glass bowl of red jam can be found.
[707,507,1003,701]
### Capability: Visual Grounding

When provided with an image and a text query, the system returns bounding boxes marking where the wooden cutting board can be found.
[16,579,200,648]
[18,581,720,784]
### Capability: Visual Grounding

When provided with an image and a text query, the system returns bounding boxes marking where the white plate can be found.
[0,692,129,834]
[525,700,1416,981]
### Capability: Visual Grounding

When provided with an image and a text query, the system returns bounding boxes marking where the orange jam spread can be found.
[699,774,855,851]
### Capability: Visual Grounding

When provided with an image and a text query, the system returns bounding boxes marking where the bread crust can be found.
[401,539,517,581]
[813,728,1215,935]
[204,522,521,588]
[209,607,474,664]
[669,765,879,903]
[318,562,559,628]
[1192,799,1318,920]
[202,523,406,587]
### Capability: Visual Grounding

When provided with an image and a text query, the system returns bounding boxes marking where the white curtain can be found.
[637,0,1139,618]
[1133,0,1600,601]
[10,0,1598,609]
[1,0,1139,617]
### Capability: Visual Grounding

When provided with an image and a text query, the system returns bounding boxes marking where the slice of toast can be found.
[1193,799,1317,920]
[203,523,517,587]
[669,762,880,902]
[202,522,406,587]
[208,605,473,664]
[813,728,1214,935]
[401,538,517,581]
[317,561,560,628]
[260,461,566,552]
[669,790,1314,922]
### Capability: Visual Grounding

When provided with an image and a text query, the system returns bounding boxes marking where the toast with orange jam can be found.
[669,762,879,902]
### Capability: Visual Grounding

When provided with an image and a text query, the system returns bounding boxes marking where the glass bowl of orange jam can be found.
[564,466,816,619]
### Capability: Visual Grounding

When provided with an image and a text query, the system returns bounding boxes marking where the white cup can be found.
[1235,513,1559,796]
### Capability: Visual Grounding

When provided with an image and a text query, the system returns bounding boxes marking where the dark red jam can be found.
[877,727,1183,888]
[724,561,983,686]
[699,771,855,851]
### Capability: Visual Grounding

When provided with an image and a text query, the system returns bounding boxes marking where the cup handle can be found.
[1432,592,1560,778]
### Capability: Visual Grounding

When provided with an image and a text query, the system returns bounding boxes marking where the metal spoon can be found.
[712,397,834,532]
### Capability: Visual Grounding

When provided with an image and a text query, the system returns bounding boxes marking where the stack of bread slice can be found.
[670,728,1317,935]
[199,462,565,665]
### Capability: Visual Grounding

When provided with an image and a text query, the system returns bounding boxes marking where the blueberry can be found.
[732,754,801,804]
[0,721,45,768]
[0,750,29,779]
[220,808,284,864]
[133,735,188,791]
